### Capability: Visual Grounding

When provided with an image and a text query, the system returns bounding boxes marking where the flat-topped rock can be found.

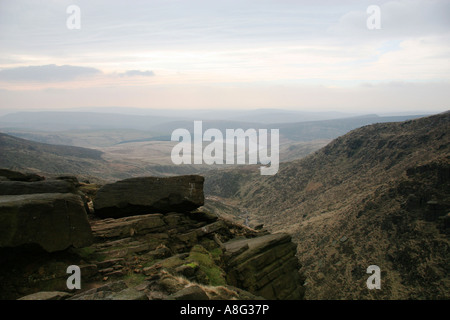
[93,175,204,218]
[0,180,76,195]
[0,193,93,252]
[0,169,44,182]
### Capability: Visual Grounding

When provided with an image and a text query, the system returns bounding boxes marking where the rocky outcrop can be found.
[0,171,305,300]
[0,193,93,252]
[0,180,77,195]
[0,169,45,182]
[0,170,92,255]
[224,233,305,300]
[5,206,305,299]
[93,175,205,218]
[45,208,303,300]
[68,280,148,300]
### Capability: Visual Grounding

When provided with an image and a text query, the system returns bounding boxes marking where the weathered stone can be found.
[91,213,166,240]
[0,193,93,252]
[224,233,304,300]
[18,291,71,300]
[96,258,125,269]
[163,213,184,227]
[99,267,114,274]
[0,171,306,301]
[195,220,227,237]
[142,266,158,276]
[170,285,209,300]
[111,287,148,300]
[93,175,204,218]
[102,248,129,259]
[134,281,151,291]
[177,230,198,246]
[93,237,134,250]
[79,264,98,279]
[0,180,76,195]
[68,280,128,300]
[146,244,172,259]
[126,244,150,254]
[104,270,124,277]
[55,175,81,187]
[224,243,249,261]
[0,169,45,182]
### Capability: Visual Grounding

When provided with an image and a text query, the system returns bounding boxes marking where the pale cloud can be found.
[329,0,450,39]
[0,0,449,113]
[0,64,101,82]
[118,70,155,77]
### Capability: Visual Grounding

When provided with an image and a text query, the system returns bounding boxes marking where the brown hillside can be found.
[204,111,450,299]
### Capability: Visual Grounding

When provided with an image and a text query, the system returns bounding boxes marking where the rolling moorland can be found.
[203,111,450,299]
[0,109,447,299]
[0,110,425,181]
[0,132,211,182]
[0,110,424,148]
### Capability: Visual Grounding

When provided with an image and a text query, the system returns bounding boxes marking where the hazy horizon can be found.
[0,106,441,119]
[1,1,449,113]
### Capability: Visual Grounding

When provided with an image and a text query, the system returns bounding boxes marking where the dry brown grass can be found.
[204,112,450,299]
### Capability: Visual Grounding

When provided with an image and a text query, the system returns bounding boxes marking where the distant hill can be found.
[124,114,428,141]
[3,129,161,148]
[0,111,427,146]
[0,132,213,181]
[0,132,108,179]
[276,114,427,141]
[204,112,450,299]
[0,132,104,160]
[0,111,175,131]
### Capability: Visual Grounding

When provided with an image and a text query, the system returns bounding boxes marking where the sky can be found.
[0,0,449,114]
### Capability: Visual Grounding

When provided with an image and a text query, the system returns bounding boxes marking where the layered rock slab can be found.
[0,171,306,300]
[0,193,93,252]
[0,180,77,195]
[0,169,44,182]
[93,175,204,218]
[224,233,305,300]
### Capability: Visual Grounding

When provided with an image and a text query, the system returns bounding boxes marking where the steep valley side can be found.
[204,112,450,299]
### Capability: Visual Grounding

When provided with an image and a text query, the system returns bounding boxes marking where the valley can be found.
[0,109,448,299]
[1,0,449,304]
[0,110,424,181]
[203,112,450,299]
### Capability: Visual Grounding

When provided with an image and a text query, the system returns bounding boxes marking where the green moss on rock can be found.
[187,245,226,286]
